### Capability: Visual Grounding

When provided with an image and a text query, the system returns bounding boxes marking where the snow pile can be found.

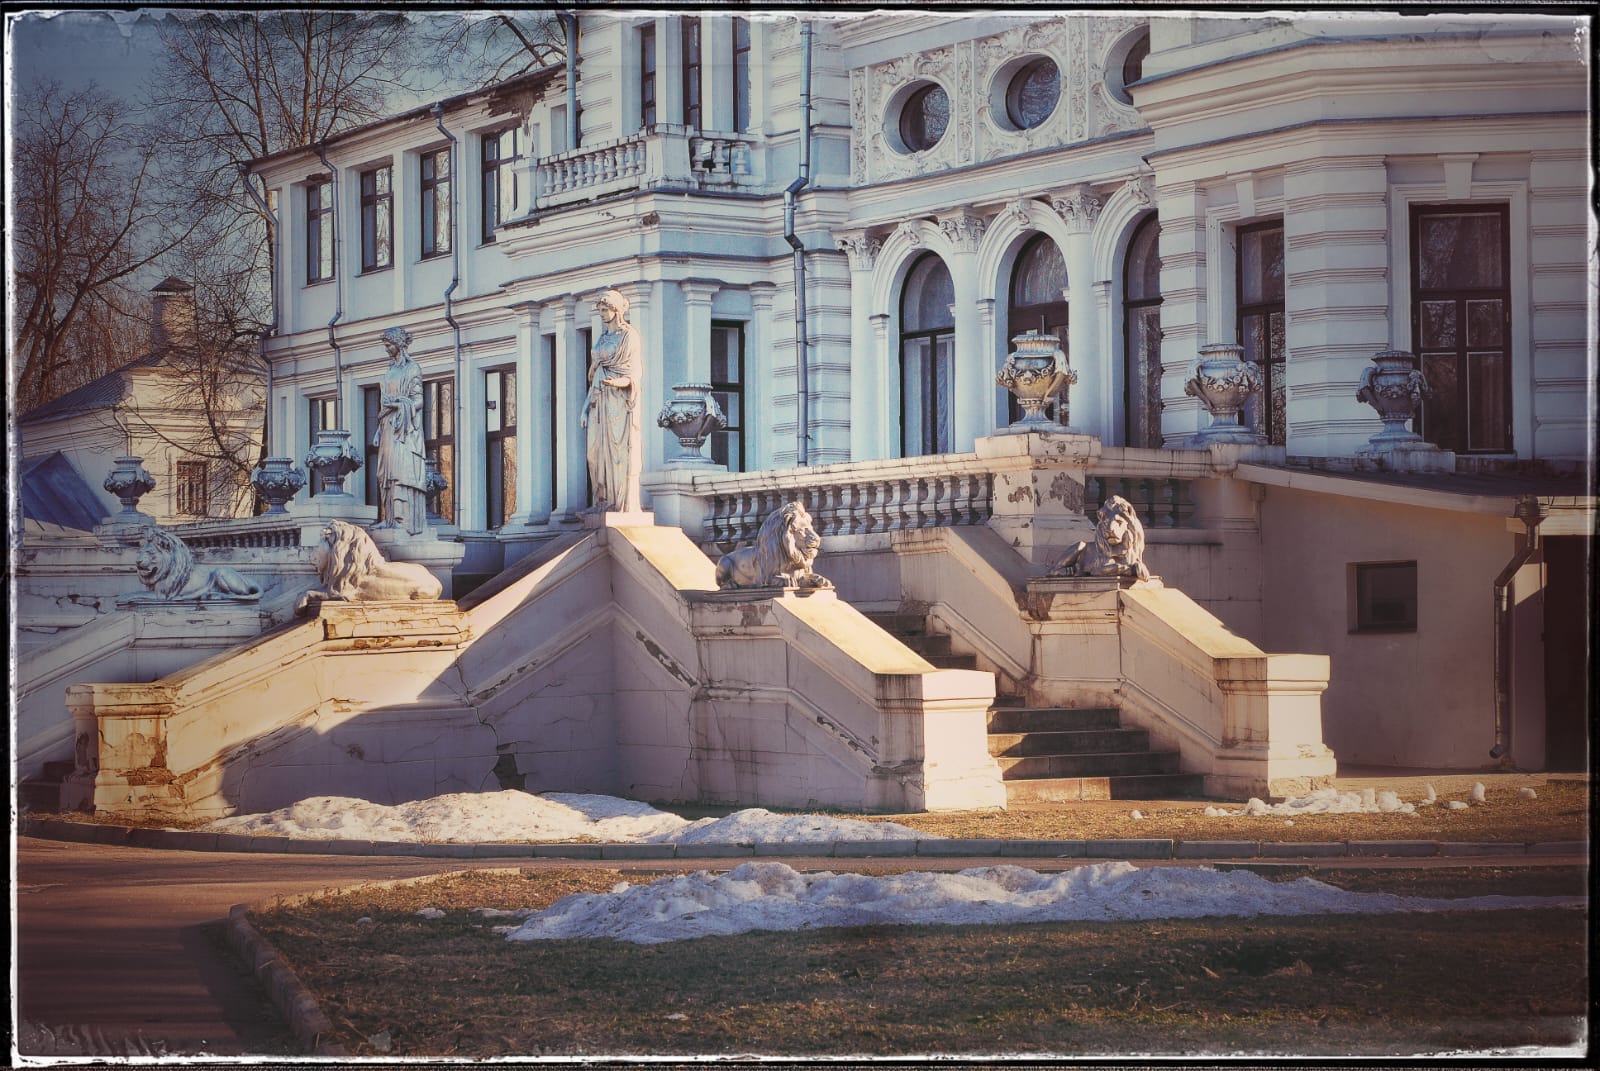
[501,861,1584,945]
[1203,786,1414,818]
[203,790,934,844]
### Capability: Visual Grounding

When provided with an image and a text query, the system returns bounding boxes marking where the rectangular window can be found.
[358,165,392,272]
[1411,204,1511,453]
[362,385,381,505]
[732,18,751,132]
[1352,561,1419,633]
[420,148,452,259]
[901,332,954,456]
[544,332,558,516]
[480,128,521,243]
[484,367,518,529]
[424,376,455,522]
[710,320,745,471]
[175,461,208,516]
[1236,220,1286,445]
[681,17,702,129]
[306,179,334,283]
[577,327,593,509]
[307,395,337,496]
[639,24,657,129]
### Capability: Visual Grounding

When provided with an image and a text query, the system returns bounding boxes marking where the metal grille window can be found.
[420,148,452,259]
[639,24,657,128]
[1353,561,1418,633]
[900,254,955,457]
[1123,213,1163,448]
[358,165,392,272]
[481,128,521,243]
[1237,220,1286,445]
[423,377,455,522]
[175,461,208,516]
[682,17,702,129]
[1411,204,1512,453]
[732,18,751,132]
[1008,233,1070,426]
[710,321,745,471]
[306,179,334,283]
[485,367,517,529]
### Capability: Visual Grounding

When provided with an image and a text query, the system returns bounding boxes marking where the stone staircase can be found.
[865,611,1206,803]
[18,760,75,815]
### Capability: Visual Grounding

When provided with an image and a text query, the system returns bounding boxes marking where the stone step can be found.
[898,633,952,657]
[987,728,1151,757]
[924,652,979,670]
[987,707,1122,733]
[862,612,928,636]
[1004,772,1208,803]
[997,750,1181,780]
[989,695,1027,708]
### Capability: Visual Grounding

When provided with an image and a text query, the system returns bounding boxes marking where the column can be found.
[506,300,544,526]
[975,297,998,431]
[617,280,660,479]
[746,282,777,470]
[553,297,585,516]
[1155,180,1206,445]
[1052,186,1101,434]
[678,280,720,385]
[1092,280,1114,444]
[836,231,882,461]
[939,208,989,452]
[869,313,893,458]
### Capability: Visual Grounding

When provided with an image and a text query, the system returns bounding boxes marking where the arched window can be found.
[1007,234,1070,423]
[900,254,955,456]
[1123,213,1163,447]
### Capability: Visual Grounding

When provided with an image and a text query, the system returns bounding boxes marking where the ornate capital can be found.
[1125,172,1154,209]
[833,232,883,273]
[896,220,924,248]
[937,209,987,253]
[1005,199,1034,229]
[1050,186,1103,234]
[678,280,721,306]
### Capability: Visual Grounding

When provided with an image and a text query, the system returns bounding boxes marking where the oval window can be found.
[1107,29,1150,106]
[898,83,950,153]
[1005,57,1060,130]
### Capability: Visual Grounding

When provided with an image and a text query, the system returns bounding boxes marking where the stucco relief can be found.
[974,20,1071,159]
[862,46,958,184]
[850,70,868,184]
[834,232,883,272]
[938,210,987,252]
[1088,17,1145,137]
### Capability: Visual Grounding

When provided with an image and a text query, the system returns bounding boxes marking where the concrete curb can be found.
[18,817,1586,862]
[222,904,348,1057]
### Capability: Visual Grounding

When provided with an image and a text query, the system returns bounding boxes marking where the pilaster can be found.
[747,282,777,470]
[506,300,545,527]
[939,208,988,453]
[1053,186,1101,436]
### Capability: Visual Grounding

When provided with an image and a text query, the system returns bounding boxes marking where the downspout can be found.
[783,19,814,465]
[238,164,277,466]
[557,12,580,151]
[1490,494,1546,762]
[313,143,345,429]
[433,104,464,524]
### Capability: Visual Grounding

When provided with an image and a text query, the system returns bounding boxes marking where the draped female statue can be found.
[373,326,428,534]
[581,288,643,513]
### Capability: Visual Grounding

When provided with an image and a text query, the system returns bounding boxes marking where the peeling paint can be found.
[635,630,699,687]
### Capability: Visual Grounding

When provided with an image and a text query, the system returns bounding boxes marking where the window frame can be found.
[305,178,334,284]
[480,127,521,244]
[1350,560,1419,634]
[175,460,209,517]
[681,16,702,129]
[1235,218,1286,446]
[420,147,453,260]
[307,395,338,497]
[1008,233,1071,426]
[1004,57,1060,131]
[899,253,956,457]
[898,82,950,154]
[361,385,381,505]
[357,164,392,273]
[732,17,751,132]
[484,365,518,529]
[639,23,657,129]
[1122,212,1163,449]
[423,375,455,522]
[709,320,746,471]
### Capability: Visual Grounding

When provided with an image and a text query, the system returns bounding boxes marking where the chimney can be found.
[150,277,196,350]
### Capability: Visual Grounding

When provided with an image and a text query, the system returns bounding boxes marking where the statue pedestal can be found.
[579,510,656,529]
[974,430,1101,564]
[367,528,467,598]
[289,496,378,546]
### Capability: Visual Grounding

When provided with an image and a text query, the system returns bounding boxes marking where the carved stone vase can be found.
[103,456,157,521]
[303,429,362,497]
[250,457,306,515]
[658,383,727,466]
[1357,349,1433,450]
[1184,344,1264,444]
[997,331,1076,430]
[424,456,450,525]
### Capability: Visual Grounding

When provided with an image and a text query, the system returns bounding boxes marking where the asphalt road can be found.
[13,835,1584,1058]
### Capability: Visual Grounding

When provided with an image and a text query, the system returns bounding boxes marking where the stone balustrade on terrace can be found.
[533,126,758,211]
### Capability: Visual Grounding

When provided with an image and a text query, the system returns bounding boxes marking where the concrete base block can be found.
[1175,840,1260,859]
[834,839,917,858]
[1086,838,1173,859]
[1260,841,1346,857]
[1348,840,1436,857]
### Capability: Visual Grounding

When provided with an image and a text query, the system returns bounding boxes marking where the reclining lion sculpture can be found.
[126,528,263,602]
[715,501,832,591]
[294,519,443,615]
[1050,494,1153,582]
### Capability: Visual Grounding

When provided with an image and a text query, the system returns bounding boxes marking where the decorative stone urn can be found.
[1356,350,1433,450]
[303,428,362,497]
[250,457,306,515]
[1184,343,1264,444]
[997,331,1077,430]
[424,456,450,525]
[103,456,157,521]
[658,383,728,466]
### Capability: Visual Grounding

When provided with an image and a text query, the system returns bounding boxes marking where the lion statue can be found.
[1050,495,1153,582]
[294,519,444,615]
[715,500,833,591]
[125,528,263,602]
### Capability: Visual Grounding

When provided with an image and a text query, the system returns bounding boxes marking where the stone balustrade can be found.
[174,516,304,550]
[534,127,758,212]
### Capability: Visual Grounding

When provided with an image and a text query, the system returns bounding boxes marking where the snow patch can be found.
[1210,788,1416,818]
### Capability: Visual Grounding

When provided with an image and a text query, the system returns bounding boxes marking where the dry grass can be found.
[249,866,1587,1058]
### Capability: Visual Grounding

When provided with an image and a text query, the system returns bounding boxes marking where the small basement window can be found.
[1351,561,1418,633]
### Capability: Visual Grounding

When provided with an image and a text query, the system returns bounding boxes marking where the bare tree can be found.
[11,81,197,411]
[424,11,566,88]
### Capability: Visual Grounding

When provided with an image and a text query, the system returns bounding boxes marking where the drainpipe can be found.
[313,143,345,428]
[783,19,814,465]
[1490,494,1546,763]
[433,104,464,524]
[238,164,277,463]
[557,12,580,151]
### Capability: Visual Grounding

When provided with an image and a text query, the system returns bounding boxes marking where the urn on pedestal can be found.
[250,457,306,515]
[658,383,728,466]
[996,331,1077,431]
[104,456,157,522]
[303,429,363,497]
[424,455,450,526]
[1357,350,1434,451]
[1185,344,1264,445]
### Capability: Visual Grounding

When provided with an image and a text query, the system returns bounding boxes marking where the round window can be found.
[1107,28,1150,106]
[1005,57,1060,130]
[897,82,950,153]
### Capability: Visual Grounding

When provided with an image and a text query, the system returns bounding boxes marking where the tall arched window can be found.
[900,254,955,456]
[1123,213,1163,447]
[1007,234,1069,423]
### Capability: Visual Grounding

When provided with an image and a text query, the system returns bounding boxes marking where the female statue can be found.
[581,288,643,513]
[373,325,428,534]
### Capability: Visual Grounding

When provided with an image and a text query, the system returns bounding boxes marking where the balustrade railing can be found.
[1085,474,1198,529]
[173,517,303,550]
[536,134,650,208]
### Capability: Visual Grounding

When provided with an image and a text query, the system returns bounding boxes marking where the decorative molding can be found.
[834,233,884,272]
[937,209,987,253]
[1050,186,1103,234]
[896,220,925,248]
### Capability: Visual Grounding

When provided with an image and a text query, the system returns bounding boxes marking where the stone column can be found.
[836,231,883,461]
[869,312,894,459]
[1156,181,1207,444]
[975,297,998,433]
[617,280,658,481]
[747,281,777,470]
[553,297,586,516]
[506,299,544,527]
[1052,186,1101,436]
[678,280,720,385]
[939,208,988,453]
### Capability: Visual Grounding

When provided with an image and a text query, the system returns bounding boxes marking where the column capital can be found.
[509,298,543,324]
[1124,171,1154,210]
[749,280,778,310]
[1050,185,1102,235]
[895,219,925,248]
[975,296,996,325]
[937,208,987,253]
[833,231,883,272]
[1004,198,1034,229]
[678,279,721,305]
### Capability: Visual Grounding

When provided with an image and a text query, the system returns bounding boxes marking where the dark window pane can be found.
[1122,33,1149,90]
[900,83,949,152]
[902,255,954,331]
[1006,57,1059,129]
[1467,351,1509,452]
[1012,236,1068,307]
[1127,305,1163,448]
[1466,299,1504,347]
[1241,226,1284,303]
[1420,353,1458,449]
[1420,301,1457,349]
[1126,217,1161,301]
[1356,562,1418,631]
[1417,212,1504,289]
